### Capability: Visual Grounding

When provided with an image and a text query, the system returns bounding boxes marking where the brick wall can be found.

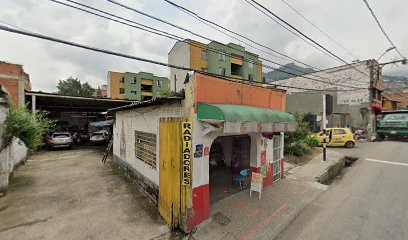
[0,62,31,108]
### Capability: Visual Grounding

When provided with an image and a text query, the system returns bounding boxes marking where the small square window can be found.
[219,51,226,61]
[119,88,125,94]
[201,51,208,60]
[201,68,208,72]
[157,80,163,87]
[248,60,254,69]
[131,77,137,84]
[130,90,137,95]
[248,74,253,82]
[120,77,125,83]
[219,67,226,76]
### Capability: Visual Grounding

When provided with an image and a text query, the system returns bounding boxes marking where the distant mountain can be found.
[382,74,408,82]
[263,63,315,82]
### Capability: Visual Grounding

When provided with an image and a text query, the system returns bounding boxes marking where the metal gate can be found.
[158,117,183,229]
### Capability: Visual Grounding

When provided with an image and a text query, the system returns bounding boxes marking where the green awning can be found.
[197,103,296,123]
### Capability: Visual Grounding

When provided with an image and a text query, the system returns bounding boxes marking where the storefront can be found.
[110,72,297,232]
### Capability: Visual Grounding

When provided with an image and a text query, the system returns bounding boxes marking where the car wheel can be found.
[345,141,355,148]
[376,134,385,141]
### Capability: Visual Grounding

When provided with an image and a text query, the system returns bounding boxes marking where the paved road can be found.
[0,147,170,240]
[277,141,408,240]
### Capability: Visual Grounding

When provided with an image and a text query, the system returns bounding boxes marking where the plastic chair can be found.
[232,169,249,190]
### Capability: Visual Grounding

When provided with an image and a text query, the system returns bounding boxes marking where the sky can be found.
[1,0,407,92]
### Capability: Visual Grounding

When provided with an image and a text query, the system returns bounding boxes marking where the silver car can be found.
[47,132,73,150]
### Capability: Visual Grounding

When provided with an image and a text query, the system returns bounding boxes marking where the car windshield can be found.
[53,133,70,138]
[383,113,408,121]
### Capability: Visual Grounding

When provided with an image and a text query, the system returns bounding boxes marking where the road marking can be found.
[239,203,288,240]
[365,158,408,167]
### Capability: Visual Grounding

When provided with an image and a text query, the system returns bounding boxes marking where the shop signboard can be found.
[182,122,192,185]
[250,172,263,199]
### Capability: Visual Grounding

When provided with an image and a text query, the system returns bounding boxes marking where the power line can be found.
[0,24,367,92]
[51,0,366,89]
[362,0,406,60]
[100,0,367,87]
[160,0,367,87]
[246,0,371,78]
[278,0,360,60]
[247,0,348,64]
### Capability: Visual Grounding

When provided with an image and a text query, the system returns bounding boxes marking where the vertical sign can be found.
[182,122,192,185]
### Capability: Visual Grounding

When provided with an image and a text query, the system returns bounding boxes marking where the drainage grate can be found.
[212,212,231,226]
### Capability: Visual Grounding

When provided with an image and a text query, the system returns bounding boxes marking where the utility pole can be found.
[322,94,327,161]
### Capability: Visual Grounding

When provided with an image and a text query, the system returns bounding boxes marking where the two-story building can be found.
[107,71,169,101]
[168,39,263,92]
[0,61,31,108]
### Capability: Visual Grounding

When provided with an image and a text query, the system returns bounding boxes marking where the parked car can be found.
[90,130,110,145]
[47,132,73,150]
[78,131,90,142]
[316,127,355,148]
[376,110,408,140]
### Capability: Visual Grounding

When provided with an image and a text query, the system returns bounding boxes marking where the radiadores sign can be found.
[182,122,192,185]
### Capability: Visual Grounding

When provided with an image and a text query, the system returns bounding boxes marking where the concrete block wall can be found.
[0,138,29,194]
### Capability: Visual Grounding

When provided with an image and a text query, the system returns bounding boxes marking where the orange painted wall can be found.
[194,73,286,112]
[109,71,125,99]
[189,40,208,71]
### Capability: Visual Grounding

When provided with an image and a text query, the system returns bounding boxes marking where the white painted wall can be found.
[168,41,190,92]
[274,61,372,106]
[113,102,182,186]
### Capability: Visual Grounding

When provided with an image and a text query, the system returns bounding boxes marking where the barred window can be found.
[273,135,283,162]
[135,130,157,169]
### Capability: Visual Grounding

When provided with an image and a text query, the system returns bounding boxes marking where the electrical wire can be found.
[278,0,360,60]
[362,0,406,60]
[0,24,367,92]
[161,0,367,87]
[246,0,372,78]
[51,0,366,89]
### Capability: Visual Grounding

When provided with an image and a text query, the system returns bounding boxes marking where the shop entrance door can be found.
[272,135,283,182]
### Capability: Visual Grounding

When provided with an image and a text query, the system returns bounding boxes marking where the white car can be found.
[90,131,110,145]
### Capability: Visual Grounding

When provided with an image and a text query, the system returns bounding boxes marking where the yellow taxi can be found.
[316,128,356,148]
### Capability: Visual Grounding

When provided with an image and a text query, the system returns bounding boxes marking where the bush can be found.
[285,142,311,157]
[4,106,54,150]
[284,113,317,156]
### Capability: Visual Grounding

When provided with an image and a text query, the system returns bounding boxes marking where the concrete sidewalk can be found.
[192,150,345,240]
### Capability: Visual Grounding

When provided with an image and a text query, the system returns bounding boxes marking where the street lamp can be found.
[377,47,396,61]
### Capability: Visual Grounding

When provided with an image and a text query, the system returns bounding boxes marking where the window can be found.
[248,74,253,82]
[248,60,254,69]
[201,68,208,72]
[131,77,137,84]
[130,90,137,95]
[219,67,226,76]
[201,51,208,60]
[219,51,226,61]
[135,131,157,169]
[157,80,162,87]
[333,129,347,135]
[120,77,125,83]
[119,88,125,94]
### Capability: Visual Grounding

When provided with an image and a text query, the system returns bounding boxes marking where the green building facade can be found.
[207,42,261,83]
[123,72,169,101]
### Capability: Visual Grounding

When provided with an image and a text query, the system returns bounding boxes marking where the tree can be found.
[56,77,94,97]
[4,106,55,150]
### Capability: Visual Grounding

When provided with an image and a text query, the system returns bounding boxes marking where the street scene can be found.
[1,0,408,239]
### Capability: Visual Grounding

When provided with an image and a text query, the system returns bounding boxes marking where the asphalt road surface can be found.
[277,140,408,240]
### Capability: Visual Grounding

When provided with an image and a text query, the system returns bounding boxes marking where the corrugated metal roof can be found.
[108,96,185,113]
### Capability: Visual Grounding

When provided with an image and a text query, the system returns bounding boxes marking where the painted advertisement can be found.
[182,122,192,185]
[337,89,369,105]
